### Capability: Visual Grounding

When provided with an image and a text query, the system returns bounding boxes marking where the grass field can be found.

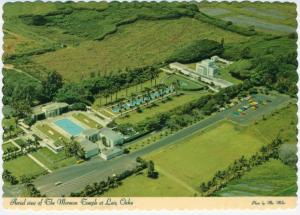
[102,171,195,197]
[218,67,242,84]
[164,74,205,90]
[36,123,67,142]
[72,113,102,129]
[253,104,297,144]
[116,91,210,125]
[30,147,76,170]
[4,155,45,178]
[145,122,266,190]
[103,121,266,196]
[32,18,248,81]
[215,159,297,196]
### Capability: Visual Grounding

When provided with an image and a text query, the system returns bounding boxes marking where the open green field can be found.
[32,18,248,81]
[93,71,169,108]
[104,121,267,196]
[102,171,195,197]
[144,122,266,190]
[215,159,297,196]
[164,74,205,90]
[36,123,67,142]
[4,155,45,178]
[253,104,297,144]
[116,91,210,125]
[72,113,102,129]
[30,147,76,170]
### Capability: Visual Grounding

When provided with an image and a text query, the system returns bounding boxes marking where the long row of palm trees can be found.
[199,137,283,196]
[98,66,160,106]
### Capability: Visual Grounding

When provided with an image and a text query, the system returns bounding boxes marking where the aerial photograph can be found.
[1,1,298,198]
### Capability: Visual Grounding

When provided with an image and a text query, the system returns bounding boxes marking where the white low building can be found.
[77,137,99,159]
[100,147,123,160]
[99,127,124,147]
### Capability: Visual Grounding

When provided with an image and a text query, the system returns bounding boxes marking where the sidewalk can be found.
[27,154,52,173]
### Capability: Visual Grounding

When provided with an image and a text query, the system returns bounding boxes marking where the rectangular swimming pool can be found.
[54,118,85,136]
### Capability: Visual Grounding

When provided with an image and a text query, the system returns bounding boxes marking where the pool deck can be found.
[33,111,105,142]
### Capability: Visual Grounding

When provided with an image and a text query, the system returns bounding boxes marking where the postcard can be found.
[1,0,298,212]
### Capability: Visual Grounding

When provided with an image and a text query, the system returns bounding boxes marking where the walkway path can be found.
[27,154,52,173]
[4,64,41,83]
[157,167,198,195]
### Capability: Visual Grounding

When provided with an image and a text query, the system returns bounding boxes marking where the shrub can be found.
[278,144,297,167]
[70,102,87,111]
[167,39,223,64]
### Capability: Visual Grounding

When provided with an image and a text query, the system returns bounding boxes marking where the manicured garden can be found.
[72,113,102,129]
[116,91,210,125]
[36,123,67,142]
[93,72,169,108]
[164,74,205,90]
[30,147,77,170]
[215,159,297,196]
[4,155,45,178]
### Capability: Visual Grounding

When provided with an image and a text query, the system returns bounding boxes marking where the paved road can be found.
[33,93,292,196]
[34,108,230,196]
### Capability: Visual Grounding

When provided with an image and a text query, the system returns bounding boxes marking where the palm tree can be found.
[115,84,121,101]
[8,125,14,138]
[172,80,180,96]
[104,92,109,105]
[32,136,40,149]
[199,182,207,196]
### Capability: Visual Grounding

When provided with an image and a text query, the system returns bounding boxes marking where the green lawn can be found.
[253,104,297,144]
[164,74,205,90]
[4,155,45,178]
[102,171,194,197]
[116,91,210,125]
[215,159,297,196]
[145,122,266,190]
[36,123,67,142]
[30,147,76,171]
[98,109,116,118]
[72,113,103,129]
[14,138,26,147]
[2,141,18,153]
[217,67,242,84]
[32,17,248,81]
